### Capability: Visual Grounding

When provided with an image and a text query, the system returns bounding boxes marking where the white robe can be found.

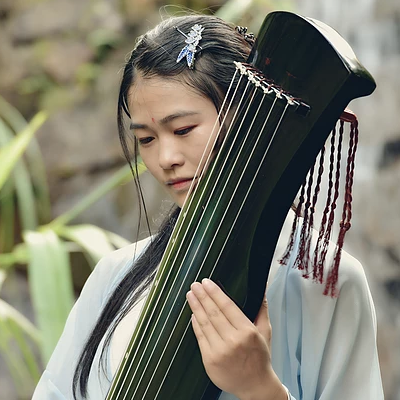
[32,214,384,400]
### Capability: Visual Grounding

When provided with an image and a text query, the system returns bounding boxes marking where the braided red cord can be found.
[325,120,358,296]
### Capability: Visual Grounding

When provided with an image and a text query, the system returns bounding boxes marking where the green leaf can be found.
[49,161,147,229]
[106,231,131,249]
[0,270,6,291]
[58,224,117,266]
[0,179,15,253]
[0,118,38,231]
[0,299,40,344]
[24,229,74,363]
[0,243,30,271]
[0,300,41,396]
[8,316,41,382]
[0,318,28,393]
[0,96,51,223]
[0,253,21,271]
[0,112,47,192]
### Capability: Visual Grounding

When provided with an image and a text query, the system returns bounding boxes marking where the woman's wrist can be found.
[239,371,288,400]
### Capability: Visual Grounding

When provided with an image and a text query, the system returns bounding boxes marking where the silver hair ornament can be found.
[175,24,204,69]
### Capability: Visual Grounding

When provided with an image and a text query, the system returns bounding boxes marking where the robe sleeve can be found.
[267,247,384,400]
[32,239,150,399]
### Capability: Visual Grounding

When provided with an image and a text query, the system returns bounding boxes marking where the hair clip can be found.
[175,24,204,69]
[235,26,255,45]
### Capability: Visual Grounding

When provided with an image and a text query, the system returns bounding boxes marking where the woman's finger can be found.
[186,288,224,347]
[189,282,236,339]
[191,314,212,359]
[253,297,272,345]
[200,278,251,330]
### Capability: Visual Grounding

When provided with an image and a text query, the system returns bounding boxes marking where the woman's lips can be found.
[167,178,196,191]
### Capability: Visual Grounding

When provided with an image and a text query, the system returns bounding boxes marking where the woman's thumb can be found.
[253,298,272,343]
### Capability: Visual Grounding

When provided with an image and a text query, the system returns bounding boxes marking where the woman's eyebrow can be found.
[129,122,147,130]
[129,111,200,130]
[159,111,199,125]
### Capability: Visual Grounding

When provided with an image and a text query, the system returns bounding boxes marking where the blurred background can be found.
[0,0,399,398]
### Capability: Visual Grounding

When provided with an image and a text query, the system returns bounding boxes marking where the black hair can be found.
[73,14,252,399]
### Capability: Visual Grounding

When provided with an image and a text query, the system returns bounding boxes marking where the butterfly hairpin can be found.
[175,24,204,69]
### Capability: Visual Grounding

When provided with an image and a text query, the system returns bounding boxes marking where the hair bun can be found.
[235,26,255,46]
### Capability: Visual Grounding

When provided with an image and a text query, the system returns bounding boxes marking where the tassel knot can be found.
[279,111,359,297]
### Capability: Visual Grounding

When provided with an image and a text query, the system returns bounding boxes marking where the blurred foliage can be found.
[216,0,296,30]
[87,28,122,62]
[76,62,102,86]
[0,97,144,396]
[17,73,54,97]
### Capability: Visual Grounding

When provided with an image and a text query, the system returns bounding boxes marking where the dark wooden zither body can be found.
[107,11,376,400]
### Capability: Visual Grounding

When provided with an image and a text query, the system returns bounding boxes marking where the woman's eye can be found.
[174,126,196,136]
[138,137,154,145]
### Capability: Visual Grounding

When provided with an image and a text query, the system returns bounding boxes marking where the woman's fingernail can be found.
[186,290,194,300]
[202,278,213,287]
[191,282,202,293]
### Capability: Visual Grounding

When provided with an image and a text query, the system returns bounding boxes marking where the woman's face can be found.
[128,75,220,207]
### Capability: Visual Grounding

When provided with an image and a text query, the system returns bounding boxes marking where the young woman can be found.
[33,14,384,400]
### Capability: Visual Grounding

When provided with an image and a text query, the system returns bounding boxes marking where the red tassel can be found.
[318,120,344,292]
[305,145,325,278]
[324,119,358,296]
[295,163,315,274]
[279,180,305,266]
[312,124,337,283]
[279,110,359,298]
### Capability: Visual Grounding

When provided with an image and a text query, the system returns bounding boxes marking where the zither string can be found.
[118,68,290,399]
[144,74,290,396]
[152,98,289,400]
[120,69,290,399]
[119,75,254,400]
[137,85,265,399]
[107,69,246,399]
[150,93,280,398]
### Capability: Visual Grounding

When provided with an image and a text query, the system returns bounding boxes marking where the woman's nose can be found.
[158,138,184,170]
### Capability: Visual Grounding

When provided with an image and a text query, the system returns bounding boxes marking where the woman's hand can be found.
[186,278,287,400]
